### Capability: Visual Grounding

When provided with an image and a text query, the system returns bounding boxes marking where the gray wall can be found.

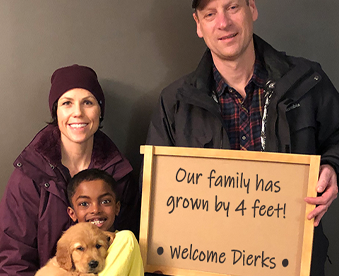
[0,0,337,274]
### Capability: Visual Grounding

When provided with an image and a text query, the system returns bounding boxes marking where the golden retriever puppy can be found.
[35,222,114,276]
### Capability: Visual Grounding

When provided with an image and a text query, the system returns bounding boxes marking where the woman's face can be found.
[57,88,101,147]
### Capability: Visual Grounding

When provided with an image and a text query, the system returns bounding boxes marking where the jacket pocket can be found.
[286,104,316,133]
[182,127,213,148]
[286,106,317,154]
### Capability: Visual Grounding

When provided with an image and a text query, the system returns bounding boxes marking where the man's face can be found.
[193,0,258,63]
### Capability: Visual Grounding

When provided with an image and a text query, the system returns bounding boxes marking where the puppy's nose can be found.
[88,260,99,269]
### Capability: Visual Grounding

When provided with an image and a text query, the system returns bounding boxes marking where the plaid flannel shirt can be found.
[213,58,268,151]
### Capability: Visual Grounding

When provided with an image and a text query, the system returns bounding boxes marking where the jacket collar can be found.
[188,49,214,93]
[177,49,220,118]
[253,34,291,81]
[34,124,62,166]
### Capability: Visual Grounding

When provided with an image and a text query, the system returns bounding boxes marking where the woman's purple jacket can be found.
[0,125,140,275]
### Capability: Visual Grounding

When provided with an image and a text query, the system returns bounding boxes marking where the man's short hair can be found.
[67,168,119,207]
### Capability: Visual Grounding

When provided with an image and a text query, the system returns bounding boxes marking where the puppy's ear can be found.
[103,231,116,247]
[56,235,73,271]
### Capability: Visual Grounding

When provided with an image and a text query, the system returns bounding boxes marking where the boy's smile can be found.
[67,179,120,231]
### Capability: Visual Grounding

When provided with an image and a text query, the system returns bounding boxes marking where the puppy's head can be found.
[56,222,111,273]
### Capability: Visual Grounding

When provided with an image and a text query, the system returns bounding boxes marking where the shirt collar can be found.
[213,55,268,97]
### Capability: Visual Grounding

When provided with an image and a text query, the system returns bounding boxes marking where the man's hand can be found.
[304,164,338,226]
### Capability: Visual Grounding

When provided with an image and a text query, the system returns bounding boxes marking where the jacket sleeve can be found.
[139,89,177,196]
[146,83,180,147]
[316,71,339,178]
[0,169,40,276]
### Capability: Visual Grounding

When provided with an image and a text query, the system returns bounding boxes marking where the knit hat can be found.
[49,64,105,117]
[192,0,200,9]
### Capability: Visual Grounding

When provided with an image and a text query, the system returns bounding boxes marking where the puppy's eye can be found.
[77,246,85,251]
[96,244,102,249]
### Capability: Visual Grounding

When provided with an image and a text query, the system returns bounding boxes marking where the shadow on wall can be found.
[140,0,206,82]
[127,1,206,173]
[103,2,206,180]
[100,80,154,181]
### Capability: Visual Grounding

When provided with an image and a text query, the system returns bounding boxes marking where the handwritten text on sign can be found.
[167,168,285,220]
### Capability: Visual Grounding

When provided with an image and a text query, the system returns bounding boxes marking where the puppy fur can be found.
[35,222,114,276]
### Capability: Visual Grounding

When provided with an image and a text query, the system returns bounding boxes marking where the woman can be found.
[0,65,140,275]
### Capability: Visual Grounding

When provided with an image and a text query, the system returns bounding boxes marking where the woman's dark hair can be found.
[67,169,119,207]
[48,101,104,127]
[49,101,59,126]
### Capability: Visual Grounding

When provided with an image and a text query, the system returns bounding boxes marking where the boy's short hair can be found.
[67,169,119,207]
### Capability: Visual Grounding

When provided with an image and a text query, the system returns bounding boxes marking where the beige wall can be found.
[0,0,338,274]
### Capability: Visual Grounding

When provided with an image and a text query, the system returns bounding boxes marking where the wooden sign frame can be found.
[140,145,319,276]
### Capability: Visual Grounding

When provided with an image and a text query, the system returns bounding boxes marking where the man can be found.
[146,0,338,275]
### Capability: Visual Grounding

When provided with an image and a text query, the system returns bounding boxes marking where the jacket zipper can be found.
[211,90,224,149]
[261,80,275,151]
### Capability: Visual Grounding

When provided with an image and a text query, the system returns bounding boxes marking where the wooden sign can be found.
[140,146,319,276]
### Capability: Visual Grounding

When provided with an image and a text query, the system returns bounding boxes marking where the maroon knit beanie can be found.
[49,64,105,117]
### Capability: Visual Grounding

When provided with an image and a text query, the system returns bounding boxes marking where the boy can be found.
[67,168,144,276]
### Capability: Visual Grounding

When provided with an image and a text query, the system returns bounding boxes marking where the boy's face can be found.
[67,179,120,231]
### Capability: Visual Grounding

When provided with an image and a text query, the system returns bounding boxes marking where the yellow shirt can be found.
[99,230,144,276]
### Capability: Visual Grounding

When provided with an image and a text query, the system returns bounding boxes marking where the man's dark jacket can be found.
[147,35,339,275]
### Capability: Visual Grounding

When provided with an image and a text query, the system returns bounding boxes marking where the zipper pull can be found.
[264,80,275,99]
[261,80,276,151]
[212,90,219,103]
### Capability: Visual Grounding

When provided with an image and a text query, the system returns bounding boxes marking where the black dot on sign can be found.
[282,259,289,267]
[157,247,164,255]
